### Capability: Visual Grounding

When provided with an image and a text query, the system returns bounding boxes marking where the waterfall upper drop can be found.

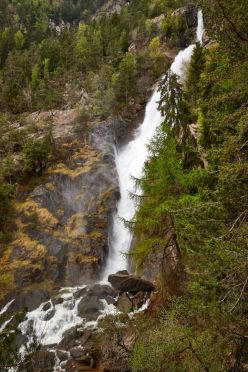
[197,10,204,45]
[103,10,204,279]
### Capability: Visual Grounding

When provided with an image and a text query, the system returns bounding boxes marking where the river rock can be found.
[54,296,64,305]
[59,326,85,349]
[44,308,55,321]
[87,283,117,299]
[42,301,52,311]
[116,270,129,275]
[22,348,55,371]
[116,293,132,313]
[108,273,155,294]
[74,287,88,299]
[77,295,104,320]
[132,291,147,310]
[69,346,95,367]
[57,349,69,362]
[14,289,49,312]
[105,295,116,305]
[70,345,85,359]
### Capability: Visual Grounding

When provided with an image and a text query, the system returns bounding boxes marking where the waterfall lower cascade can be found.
[1,10,204,365]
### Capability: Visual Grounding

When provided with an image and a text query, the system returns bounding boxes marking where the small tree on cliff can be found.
[22,130,53,176]
[112,52,137,106]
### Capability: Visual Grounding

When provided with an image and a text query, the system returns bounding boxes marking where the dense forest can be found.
[0,0,192,245]
[130,0,248,370]
[0,0,247,370]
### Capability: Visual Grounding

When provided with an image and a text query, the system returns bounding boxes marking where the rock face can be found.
[78,295,105,321]
[1,111,125,305]
[173,4,198,28]
[140,233,187,296]
[93,0,128,19]
[13,289,49,312]
[108,272,155,294]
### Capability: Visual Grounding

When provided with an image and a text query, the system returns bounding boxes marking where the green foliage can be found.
[31,64,40,89]
[131,0,248,369]
[158,72,185,130]
[14,30,25,50]
[0,182,15,233]
[185,42,205,107]
[112,52,137,109]
[0,311,27,367]
[0,0,191,114]
[22,131,53,176]
[132,299,233,372]
[148,36,167,77]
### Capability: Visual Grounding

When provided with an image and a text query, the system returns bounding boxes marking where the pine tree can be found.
[185,42,205,107]
[158,71,184,133]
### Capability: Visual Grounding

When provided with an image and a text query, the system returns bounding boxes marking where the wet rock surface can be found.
[13,289,49,312]
[32,278,152,369]
[173,4,198,28]
[2,114,125,304]
[87,283,117,299]
[77,295,105,321]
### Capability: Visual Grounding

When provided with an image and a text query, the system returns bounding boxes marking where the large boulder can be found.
[77,295,104,320]
[14,289,49,312]
[87,283,117,299]
[108,273,155,294]
[116,293,132,313]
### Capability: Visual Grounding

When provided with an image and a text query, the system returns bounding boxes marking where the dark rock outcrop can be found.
[13,289,49,312]
[3,114,126,307]
[77,295,104,321]
[108,273,155,294]
[116,293,132,313]
[87,283,117,299]
[173,4,198,28]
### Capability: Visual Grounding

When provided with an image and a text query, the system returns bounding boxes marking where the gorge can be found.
[0,0,247,371]
[1,9,204,371]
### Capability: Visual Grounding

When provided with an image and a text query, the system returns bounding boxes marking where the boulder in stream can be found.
[77,295,104,320]
[87,283,117,299]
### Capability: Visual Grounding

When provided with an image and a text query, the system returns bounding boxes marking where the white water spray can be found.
[197,10,204,45]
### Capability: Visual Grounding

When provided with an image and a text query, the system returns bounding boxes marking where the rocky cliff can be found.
[0,110,127,309]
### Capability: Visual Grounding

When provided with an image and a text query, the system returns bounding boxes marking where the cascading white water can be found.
[15,10,204,353]
[197,10,204,45]
[102,89,164,279]
[103,10,204,279]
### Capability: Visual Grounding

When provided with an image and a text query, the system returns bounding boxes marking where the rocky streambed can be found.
[1,271,155,371]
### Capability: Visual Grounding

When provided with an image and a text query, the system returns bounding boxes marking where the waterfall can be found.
[197,10,204,45]
[103,10,205,279]
[102,89,164,279]
[16,10,204,350]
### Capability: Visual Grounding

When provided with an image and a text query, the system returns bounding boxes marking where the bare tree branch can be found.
[230,276,248,312]
[216,0,248,42]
